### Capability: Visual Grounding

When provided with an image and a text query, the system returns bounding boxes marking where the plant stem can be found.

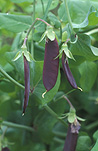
[31,0,35,58]
[53,130,66,137]
[33,0,35,21]
[2,121,35,132]
[41,0,45,14]
[65,89,76,95]
[64,0,75,34]
[63,95,74,109]
[0,66,25,90]
[23,18,51,46]
[54,137,64,144]
[44,105,68,127]
[86,28,98,35]
[85,120,98,130]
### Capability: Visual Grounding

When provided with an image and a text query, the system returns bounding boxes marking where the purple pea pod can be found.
[62,52,78,89]
[23,55,30,115]
[2,147,10,151]
[64,122,80,151]
[43,38,59,91]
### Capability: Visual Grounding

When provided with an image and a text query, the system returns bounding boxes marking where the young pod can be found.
[64,122,80,151]
[43,38,59,91]
[2,147,10,151]
[23,55,30,114]
[62,52,78,89]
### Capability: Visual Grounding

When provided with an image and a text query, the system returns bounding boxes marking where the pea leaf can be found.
[10,0,34,3]
[70,33,98,61]
[91,139,98,151]
[93,130,98,141]
[30,61,43,87]
[48,12,61,28]
[76,136,91,151]
[91,46,98,56]
[0,13,32,32]
[79,61,97,92]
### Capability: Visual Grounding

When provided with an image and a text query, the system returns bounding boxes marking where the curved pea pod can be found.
[23,55,30,115]
[62,52,78,89]
[43,38,59,92]
[64,122,80,151]
[2,147,10,151]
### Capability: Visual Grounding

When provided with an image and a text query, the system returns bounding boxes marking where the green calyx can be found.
[13,45,34,62]
[39,25,56,42]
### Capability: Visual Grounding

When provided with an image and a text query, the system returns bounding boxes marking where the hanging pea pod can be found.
[23,55,30,115]
[43,38,59,92]
[62,52,78,89]
[64,122,80,151]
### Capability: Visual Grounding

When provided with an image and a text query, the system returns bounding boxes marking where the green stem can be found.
[33,0,35,21]
[53,137,64,144]
[41,0,44,14]
[2,121,35,132]
[79,26,98,34]
[23,18,51,46]
[53,130,66,137]
[1,127,8,149]
[44,105,68,127]
[31,0,35,58]
[86,28,98,35]
[63,95,74,109]
[65,89,76,95]
[85,121,98,130]
[0,66,25,90]
[64,0,75,34]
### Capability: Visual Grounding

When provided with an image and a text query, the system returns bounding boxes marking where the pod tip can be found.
[42,90,47,98]
[22,112,25,116]
[78,87,83,91]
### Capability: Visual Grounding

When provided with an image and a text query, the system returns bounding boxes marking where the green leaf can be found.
[93,130,98,141]
[49,0,59,10]
[30,61,43,87]
[0,13,32,32]
[76,136,91,151]
[72,6,96,28]
[70,33,98,61]
[91,139,98,151]
[91,46,98,56]
[58,0,91,24]
[79,61,97,92]
[13,51,22,61]
[33,69,60,105]
[10,0,34,3]
[34,110,57,144]
[34,98,66,144]
[48,12,61,28]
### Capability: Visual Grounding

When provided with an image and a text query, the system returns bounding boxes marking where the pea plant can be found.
[0,0,98,151]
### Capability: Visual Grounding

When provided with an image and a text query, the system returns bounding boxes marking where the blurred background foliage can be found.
[0,0,98,150]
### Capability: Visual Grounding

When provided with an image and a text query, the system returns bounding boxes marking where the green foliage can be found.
[76,135,91,151]
[0,0,98,151]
